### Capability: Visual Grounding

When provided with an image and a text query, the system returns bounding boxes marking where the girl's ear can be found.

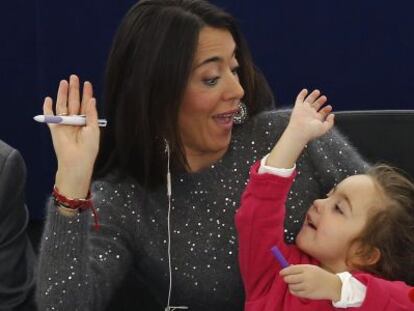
[364,247,381,266]
[352,245,381,267]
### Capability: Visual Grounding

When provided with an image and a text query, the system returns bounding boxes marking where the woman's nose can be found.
[223,71,245,101]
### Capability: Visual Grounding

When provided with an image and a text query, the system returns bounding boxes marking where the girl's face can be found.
[178,26,244,169]
[296,174,383,272]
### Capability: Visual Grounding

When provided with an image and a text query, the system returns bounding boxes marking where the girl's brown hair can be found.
[349,164,414,285]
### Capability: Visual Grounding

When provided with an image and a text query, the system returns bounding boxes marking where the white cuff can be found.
[333,272,366,308]
[258,154,296,177]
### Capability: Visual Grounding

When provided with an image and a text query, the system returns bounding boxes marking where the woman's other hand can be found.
[44,74,100,199]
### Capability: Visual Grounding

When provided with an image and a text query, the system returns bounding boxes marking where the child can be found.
[235,89,414,310]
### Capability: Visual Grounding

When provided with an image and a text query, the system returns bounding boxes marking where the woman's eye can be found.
[231,66,240,76]
[203,77,219,86]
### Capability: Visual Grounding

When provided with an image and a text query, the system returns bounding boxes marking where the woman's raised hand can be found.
[44,74,100,199]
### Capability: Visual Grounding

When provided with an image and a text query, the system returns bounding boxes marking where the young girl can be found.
[235,89,414,310]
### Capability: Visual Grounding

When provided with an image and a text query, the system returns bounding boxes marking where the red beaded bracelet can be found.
[52,186,100,231]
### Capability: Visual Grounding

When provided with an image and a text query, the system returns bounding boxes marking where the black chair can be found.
[335,110,414,179]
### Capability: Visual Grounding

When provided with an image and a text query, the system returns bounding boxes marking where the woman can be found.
[36,0,367,310]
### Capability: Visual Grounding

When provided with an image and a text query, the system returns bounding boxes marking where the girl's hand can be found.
[44,74,100,199]
[280,264,342,302]
[265,89,334,169]
[286,89,334,144]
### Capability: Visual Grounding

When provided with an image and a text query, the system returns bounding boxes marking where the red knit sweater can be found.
[235,162,413,311]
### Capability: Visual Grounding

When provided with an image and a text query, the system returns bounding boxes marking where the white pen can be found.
[33,115,107,127]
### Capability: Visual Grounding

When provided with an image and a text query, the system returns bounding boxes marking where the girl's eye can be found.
[335,205,344,214]
[203,77,219,86]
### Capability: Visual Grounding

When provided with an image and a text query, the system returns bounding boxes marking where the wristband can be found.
[52,186,99,231]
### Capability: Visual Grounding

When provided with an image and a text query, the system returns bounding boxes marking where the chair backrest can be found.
[335,110,414,179]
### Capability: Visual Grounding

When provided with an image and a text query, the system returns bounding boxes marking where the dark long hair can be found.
[95,0,274,188]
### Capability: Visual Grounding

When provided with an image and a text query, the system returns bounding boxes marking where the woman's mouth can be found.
[212,110,239,129]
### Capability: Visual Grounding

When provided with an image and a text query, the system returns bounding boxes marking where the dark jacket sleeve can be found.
[0,141,37,310]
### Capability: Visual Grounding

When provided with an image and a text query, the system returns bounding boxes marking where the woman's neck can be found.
[184,147,228,172]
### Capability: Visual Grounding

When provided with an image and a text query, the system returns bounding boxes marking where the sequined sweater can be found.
[36,110,367,311]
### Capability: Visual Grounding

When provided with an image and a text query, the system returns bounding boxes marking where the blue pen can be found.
[271,245,289,268]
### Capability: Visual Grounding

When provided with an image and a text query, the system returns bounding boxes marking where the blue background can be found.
[1,0,413,219]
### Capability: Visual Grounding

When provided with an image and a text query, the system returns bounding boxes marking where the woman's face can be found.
[178,27,245,166]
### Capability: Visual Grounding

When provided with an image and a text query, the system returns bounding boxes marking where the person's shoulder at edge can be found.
[0,139,22,166]
[0,139,27,205]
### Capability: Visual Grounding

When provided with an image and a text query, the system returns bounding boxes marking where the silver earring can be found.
[233,102,248,125]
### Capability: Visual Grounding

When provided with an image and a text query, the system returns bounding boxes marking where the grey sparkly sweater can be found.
[36,110,367,311]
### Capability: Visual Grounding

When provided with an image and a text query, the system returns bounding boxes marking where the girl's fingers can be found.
[304,89,320,105]
[288,283,305,292]
[319,105,332,119]
[283,274,303,284]
[68,75,81,115]
[295,89,308,104]
[323,114,335,131]
[280,265,303,276]
[81,81,93,115]
[55,80,69,115]
[312,95,328,111]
